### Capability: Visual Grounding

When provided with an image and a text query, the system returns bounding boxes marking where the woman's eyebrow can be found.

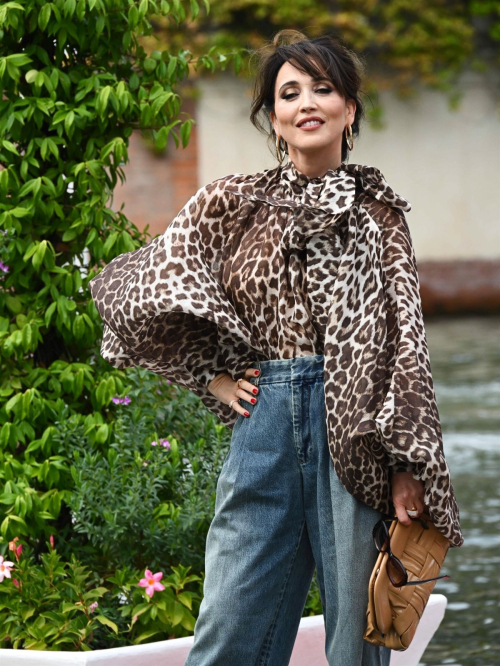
[278,78,332,94]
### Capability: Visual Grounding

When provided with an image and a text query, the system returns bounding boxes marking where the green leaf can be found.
[33,240,47,271]
[8,53,32,67]
[25,69,39,84]
[95,424,109,444]
[38,4,51,30]
[6,296,22,314]
[95,615,118,633]
[177,591,193,610]
[133,628,162,644]
[180,120,191,148]
[45,301,57,327]
[96,14,105,36]
[128,5,139,27]
[144,58,157,73]
[129,72,140,90]
[102,231,118,257]
[64,110,75,135]
[2,140,19,155]
[139,0,149,19]
[10,207,31,218]
[190,0,199,20]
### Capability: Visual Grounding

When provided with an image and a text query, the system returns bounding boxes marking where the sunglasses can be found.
[372,517,451,588]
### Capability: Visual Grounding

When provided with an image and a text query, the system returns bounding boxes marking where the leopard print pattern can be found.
[89,159,463,548]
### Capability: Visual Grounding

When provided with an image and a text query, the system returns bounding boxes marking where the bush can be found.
[0,0,244,546]
[60,367,230,573]
[0,539,203,650]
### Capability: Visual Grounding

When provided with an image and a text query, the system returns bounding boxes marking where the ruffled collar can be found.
[279,159,357,217]
[280,158,348,186]
[223,159,411,221]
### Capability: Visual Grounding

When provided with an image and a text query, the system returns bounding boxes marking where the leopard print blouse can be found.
[89,159,464,548]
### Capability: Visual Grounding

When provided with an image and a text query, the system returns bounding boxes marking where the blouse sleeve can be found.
[376,206,453,492]
[88,182,260,426]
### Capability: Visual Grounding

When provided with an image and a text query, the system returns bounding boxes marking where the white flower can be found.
[0,555,15,583]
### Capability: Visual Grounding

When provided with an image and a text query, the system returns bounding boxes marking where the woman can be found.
[90,29,463,666]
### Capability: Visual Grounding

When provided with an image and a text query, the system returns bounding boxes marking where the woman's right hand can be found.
[207,367,260,417]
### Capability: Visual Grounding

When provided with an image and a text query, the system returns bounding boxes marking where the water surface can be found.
[418,316,499,666]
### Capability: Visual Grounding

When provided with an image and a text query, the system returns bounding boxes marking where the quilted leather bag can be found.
[364,511,450,650]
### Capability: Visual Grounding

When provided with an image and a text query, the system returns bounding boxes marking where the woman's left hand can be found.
[391,471,426,526]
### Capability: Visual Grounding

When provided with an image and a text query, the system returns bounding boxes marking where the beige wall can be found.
[196,71,500,261]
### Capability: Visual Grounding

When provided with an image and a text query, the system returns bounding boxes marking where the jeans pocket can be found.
[232,412,245,433]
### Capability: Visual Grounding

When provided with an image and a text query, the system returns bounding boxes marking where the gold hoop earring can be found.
[345,124,354,151]
[275,134,287,164]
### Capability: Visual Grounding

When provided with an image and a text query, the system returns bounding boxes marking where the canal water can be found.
[419,315,499,666]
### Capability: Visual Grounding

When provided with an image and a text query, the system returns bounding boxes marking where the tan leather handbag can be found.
[364,511,451,650]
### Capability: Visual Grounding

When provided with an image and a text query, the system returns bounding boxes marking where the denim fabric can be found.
[185,354,392,666]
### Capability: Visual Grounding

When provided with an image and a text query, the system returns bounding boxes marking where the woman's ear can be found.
[347,99,356,125]
[270,110,278,136]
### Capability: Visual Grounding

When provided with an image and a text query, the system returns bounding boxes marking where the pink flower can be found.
[151,441,158,446]
[49,535,55,550]
[112,396,131,405]
[89,601,99,613]
[12,578,19,588]
[8,538,22,560]
[0,555,15,582]
[138,569,165,598]
[160,439,170,449]
[0,261,9,273]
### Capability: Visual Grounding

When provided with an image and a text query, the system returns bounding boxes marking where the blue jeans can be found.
[185,354,392,666]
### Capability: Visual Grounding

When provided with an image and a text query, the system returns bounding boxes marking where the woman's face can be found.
[270,59,356,168]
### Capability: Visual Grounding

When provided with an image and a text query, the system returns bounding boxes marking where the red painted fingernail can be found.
[252,388,258,394]
[251,398,256,404]
[254,370,260,375]
[244,411,250,417]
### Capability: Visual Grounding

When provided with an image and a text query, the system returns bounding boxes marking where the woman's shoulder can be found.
[201,164,282,198]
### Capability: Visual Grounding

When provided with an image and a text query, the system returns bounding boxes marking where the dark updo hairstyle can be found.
[250,29,366,164]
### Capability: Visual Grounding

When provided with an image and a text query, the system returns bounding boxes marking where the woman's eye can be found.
[282,87,332,100]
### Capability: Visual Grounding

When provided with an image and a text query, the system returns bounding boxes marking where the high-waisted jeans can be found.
[184,354,392,666]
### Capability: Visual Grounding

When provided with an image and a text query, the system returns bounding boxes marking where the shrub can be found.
[0,0,244,545]
[0,538,203,649]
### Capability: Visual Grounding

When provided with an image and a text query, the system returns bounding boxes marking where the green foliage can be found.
[0,543,203,649]
[152,0,499,120]
[107,563,203,645]
[0,546,117,650]
[0,0,242,545]
[59,367,230,572]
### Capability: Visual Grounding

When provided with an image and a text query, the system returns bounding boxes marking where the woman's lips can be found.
[298,121,324,131]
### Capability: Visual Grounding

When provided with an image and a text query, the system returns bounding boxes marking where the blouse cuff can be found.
[186,344,259,389]
[388,460,415,474]
[186,364,228,388]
